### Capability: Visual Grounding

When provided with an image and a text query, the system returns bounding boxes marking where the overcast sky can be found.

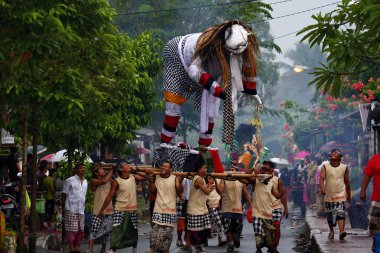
[269,0,338,64]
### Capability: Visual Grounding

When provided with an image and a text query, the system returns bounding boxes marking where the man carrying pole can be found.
[146,161,184,253]
[249,161,283,253]
[187,159,214,253]
[216,161,252,252]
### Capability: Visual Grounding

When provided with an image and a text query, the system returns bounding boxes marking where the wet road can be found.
[40,205,307,253]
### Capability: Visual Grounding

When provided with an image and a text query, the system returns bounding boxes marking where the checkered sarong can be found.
[252,216,264,236]
[222,215,243,235]
[208,207,223,238]
[152,212,176,226]
[176,199,187,218]
[64,210,84,232]
[325,201,345,226]
[187,213,211,231]
[272,208,283,222]
[89,214,113,240]
[368,201,380,235]
[113,210,138,229]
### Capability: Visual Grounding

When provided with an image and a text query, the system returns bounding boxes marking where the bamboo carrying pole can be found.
[98,163,269,180]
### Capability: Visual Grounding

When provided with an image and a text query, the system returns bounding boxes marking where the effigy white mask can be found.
[225,24,249,54]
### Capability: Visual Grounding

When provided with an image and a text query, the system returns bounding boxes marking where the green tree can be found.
[298,0,380,96]
[0,1,161,251]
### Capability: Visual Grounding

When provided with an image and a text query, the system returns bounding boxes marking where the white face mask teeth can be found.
[225,24,249,54]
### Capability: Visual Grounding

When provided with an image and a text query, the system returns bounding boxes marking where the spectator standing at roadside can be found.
[62,163,88,253]
[87,164,113,253]
[315,158,328,217]
[320,149,351,240]
[6,147,20,183]
[360,153,380,252]
[43,168,56,231]
[37,160,48,191]
[307,159,317,207]
[280,167,292,202]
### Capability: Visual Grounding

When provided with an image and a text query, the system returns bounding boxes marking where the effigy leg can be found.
[198,118,214,146]
[161,91,187,143]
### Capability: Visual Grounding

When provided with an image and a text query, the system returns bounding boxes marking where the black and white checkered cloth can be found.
[368,201,380,235]
[222,216,243,235]
[187,213,211,231]
[153,145,193,171]
[163,35,202,101]
[325,201,345,226]
[208,207,224,238]
[272,208,283,222]
[64,210,84,232]
[252,216,264,236]
[209,208,223,227]
[152,212,177,226]
[222,80,235,145]
[176,199,187,218]
[89,214,113,240]
[113,211,138,229]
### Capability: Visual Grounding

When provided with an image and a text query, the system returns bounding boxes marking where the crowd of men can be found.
[1,147,379,253]
[61,158,289,253]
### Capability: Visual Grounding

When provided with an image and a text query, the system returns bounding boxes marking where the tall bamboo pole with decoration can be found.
[251,104,263,166]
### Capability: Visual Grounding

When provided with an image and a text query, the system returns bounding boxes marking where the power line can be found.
[249,1,339,24]
[115,1,339,28]
[273,30,299,40]
[115,0,294,16]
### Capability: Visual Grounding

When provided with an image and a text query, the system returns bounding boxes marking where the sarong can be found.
[64,210,84,232]
[325,201,345,226]
[89,214,113,241]
[368,201,380,236]
[222,213,243,236]
[272,208,283,223]
[150,223,174,251]
[187,213,211,231]
[110,211,138,249]
[208,207,223,238]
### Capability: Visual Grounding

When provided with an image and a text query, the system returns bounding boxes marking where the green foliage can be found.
[298,0,380,97]
[0,0,162,156]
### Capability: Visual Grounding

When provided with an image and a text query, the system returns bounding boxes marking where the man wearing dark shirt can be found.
[7,147,20,182]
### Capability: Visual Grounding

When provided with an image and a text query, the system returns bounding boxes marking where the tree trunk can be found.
[17,109,29,253]
[67,148,73,176]
[29,107,38,253]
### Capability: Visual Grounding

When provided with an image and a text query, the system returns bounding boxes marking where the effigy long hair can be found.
[193,20,261,88]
